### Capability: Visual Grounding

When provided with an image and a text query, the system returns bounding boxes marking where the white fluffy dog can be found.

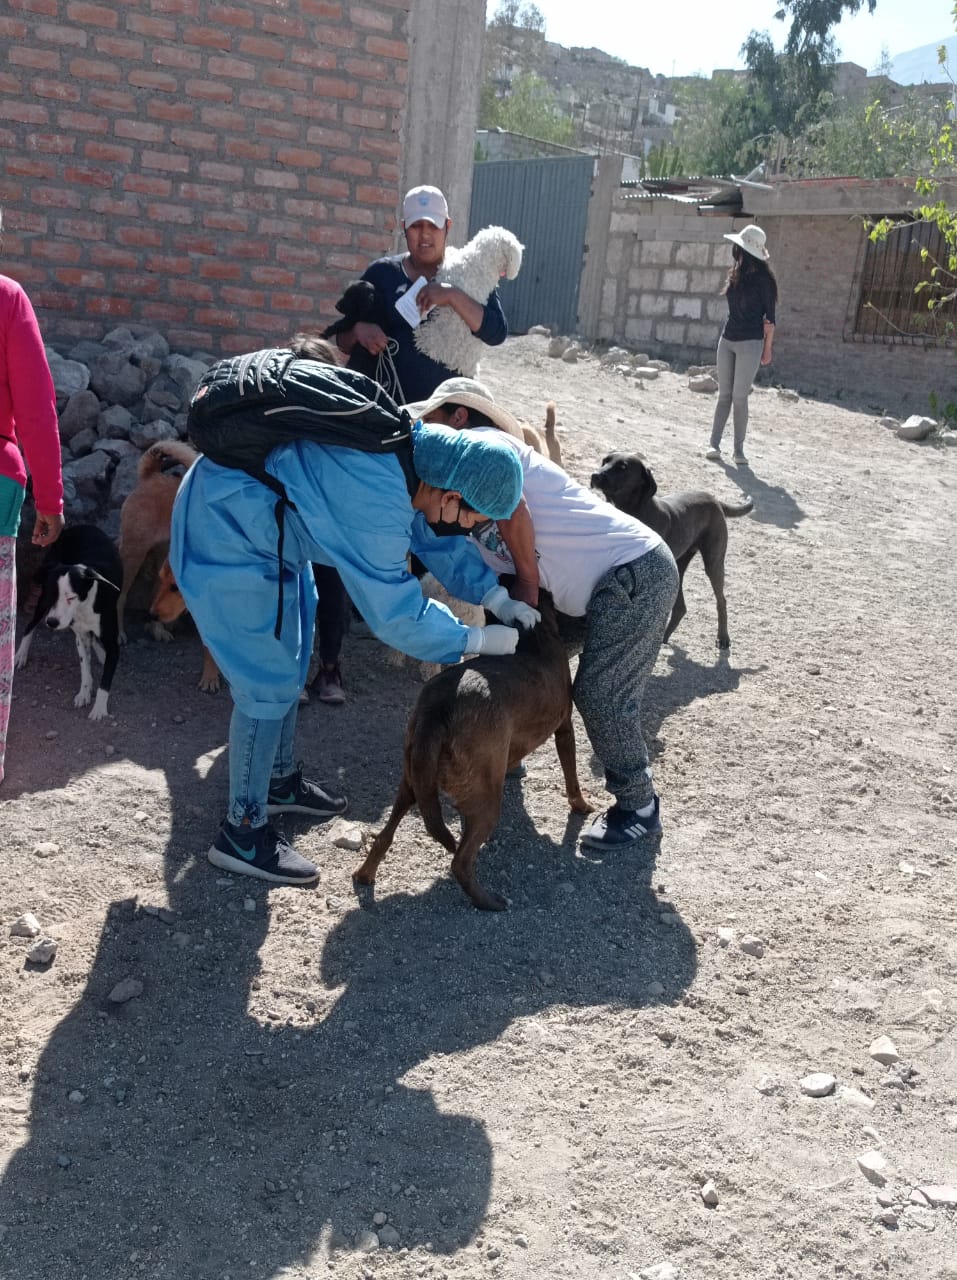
[414,225,523,377]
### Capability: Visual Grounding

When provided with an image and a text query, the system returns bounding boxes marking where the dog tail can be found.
[543,402,563,466]
[721,496,754,518]
[136,439,200,480]
[408,724,457,855]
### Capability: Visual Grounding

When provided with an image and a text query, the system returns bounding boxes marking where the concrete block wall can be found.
[594,195,735,365]
[0,0,411,354]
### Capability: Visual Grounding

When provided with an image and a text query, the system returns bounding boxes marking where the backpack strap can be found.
[247,467,298,641]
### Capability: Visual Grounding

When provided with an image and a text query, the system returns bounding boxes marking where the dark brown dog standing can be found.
[354,592,593,911]
[591,452,753,650]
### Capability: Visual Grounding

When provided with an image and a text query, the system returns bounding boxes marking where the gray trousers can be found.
[572,543,679,810]
[710,336,764,452]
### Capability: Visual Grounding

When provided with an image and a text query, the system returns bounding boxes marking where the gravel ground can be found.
[1,334,955,1280]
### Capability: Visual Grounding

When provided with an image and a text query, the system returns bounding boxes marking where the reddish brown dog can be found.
[149,558,222,693]
[354,591,593,911]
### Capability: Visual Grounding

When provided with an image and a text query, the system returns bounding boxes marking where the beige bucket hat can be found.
[404,377,525,440]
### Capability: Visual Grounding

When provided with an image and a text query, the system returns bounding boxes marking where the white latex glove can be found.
[464,624,519,657]
[481,584,541,631]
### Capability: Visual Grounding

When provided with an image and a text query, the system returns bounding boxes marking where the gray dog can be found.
[591,452,753,650]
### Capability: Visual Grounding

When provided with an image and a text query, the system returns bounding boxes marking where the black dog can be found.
[321,280,390,340]
[15,524,123,720]
[591,452,753,650]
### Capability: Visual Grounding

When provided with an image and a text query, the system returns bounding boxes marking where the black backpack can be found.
[187,349,418,637]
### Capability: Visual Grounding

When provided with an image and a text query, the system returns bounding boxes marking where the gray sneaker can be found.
[208,821,319,884]
[705,447,722,461]
[733,451,749,465]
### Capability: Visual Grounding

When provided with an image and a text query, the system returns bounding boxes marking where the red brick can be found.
[116,225,163,247]
[110,273,163,297]
[207,4,255,29]
[86,295,134,317]
[34,21,87,47]
[141,150,191,174]
[56,266,107,288]
[31,186,84,210]
[177,182,226,204]
[198,161,244,183]
[225,138,271,161]
[290,45,345,70]
[341,56,390,80]
[365,36,407,60]
[276,242,324,267]
[237,35,285,61]
[142,303,191,324]
[221,286,266,308]
[33,289,80,311]
[325,251,368,272]
[199,260,243,281]
[269,291,314,312]
[290,98,339,123]
[32,79,82,103]
[144,253,192,274]
[0,100,50,125]
[84,142,135,165]
[261,12,308,38]
[171,232,218,255]
[223,236,272,259]
[305,124,351,149]
[262,66,315,89]
[357,229,392,252]
[304,175,349,199]
[169,279,214,303]
[89,88,136,111]
[237,89,287,113]
[31,240,83,264]
[233,191,277,213]
[183,25,231,51]
[170,127,218,151]
[249,266,297,286]
[359,134,401,159]
[253,169,300,191]
[10,0,57,14]
[199,107,245,131]
[0,17,27,38]
[4,156,55,179]
[331,204,374,226]
[144,202,195,224]
[69,57,123,83]
[300,1,342,16]
[312,76,358,100]
[208,55,257,81]
[202,210,250,232]
[362,84,404,109]
[54,215,107,240]
[254,118,300,141]
[241,310,290,335]
[125,14,175,39]
[355,183,395,206]
[10,47,60,70]
[167,326,215,350]
[351,6,395,32]
[94,36,146,60]
[150,0,200,14]
[128,70,178,93]
[89,245,139,269]
[152,45,202,71]
[330,154,373,177]
[185,78,235,103]
[115,119,166,143]
[304,223,352,246]
[283,197,327,219]
[0,127,15,149]
[276,146,324,168]
[123,174,172,196]
[342,105,388,130]
[12,211,49,233]
[376,162,400,183]
[148,100,196,123]
[65,2,118,27]
[256,216,300,238]
[89,192,140,215]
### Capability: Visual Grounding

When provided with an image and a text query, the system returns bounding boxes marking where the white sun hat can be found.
[723,224,770,261]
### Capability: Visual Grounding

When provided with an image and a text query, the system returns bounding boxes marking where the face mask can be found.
[426,519,468,538]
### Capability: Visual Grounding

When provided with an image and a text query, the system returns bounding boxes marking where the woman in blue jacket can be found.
[170,418,533,886]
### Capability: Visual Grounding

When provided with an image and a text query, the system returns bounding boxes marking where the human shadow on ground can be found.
[0,641,698,1280]
[716,458,805,531]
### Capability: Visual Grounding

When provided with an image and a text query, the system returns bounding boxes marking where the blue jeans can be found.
[227,702,298,828]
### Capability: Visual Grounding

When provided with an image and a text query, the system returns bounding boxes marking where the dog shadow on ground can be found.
[0,641,698,1280]
[718,459,806,531]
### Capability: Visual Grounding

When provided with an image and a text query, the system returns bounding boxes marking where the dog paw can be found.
[118,629,128,646]
[198,675,221,694]
[88,691,110,721]
[569,794,597,815]
[14,652,28,671]
[74,690,92,709]
[146,620,174,643]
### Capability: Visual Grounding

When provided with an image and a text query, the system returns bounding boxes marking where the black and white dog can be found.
[15,525,123,721]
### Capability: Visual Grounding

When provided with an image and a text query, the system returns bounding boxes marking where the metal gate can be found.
[468,154,594,335]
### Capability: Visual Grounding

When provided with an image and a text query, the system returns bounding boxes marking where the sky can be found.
[487,0,955,80]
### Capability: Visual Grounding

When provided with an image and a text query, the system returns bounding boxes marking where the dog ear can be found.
[77,566,120,592]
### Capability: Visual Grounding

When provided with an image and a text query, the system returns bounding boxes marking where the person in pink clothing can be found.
[0,224,65,783]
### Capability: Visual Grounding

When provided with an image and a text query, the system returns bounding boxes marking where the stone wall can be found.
[0,0,412,354]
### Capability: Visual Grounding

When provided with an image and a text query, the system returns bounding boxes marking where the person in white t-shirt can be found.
[406,379,680,849]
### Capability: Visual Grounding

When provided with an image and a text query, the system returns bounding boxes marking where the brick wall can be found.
[0,0,410,354]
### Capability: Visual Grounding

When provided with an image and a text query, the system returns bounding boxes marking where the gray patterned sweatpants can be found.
[572,542,679,810]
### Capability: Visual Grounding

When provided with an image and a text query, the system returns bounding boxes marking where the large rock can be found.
[164,354,208,399]
[129,419,178,450]
[58,389,102,442]
[68,427,98,458]
[689,374,718,393]
[93,438,140,463]
[62,451,115,501]
[90,353,148,407]
[97,404,134,440]
[46,350,91,403]
[897,415,936,441]
[109,454,144,508]
[142,373,184,414]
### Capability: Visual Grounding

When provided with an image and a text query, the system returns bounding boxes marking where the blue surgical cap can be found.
[412,421,522,521]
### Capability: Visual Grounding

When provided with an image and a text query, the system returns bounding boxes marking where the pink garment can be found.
[0,273,63,515]
[0,535,15,783]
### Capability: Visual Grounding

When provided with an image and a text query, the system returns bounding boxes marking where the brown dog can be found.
[591,452,753,650]
[117,439,198,643]
[150,558,222,693]
[354,591,593,911]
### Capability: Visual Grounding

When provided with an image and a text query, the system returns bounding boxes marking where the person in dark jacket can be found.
[706,224,777,467]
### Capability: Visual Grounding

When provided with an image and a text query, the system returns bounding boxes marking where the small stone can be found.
[633,365,659,380]
[647,981,665,996]
[869,1035,900,1065]
[717,927,733,946]
[560,346,579,364]
[700,1179,719,1206]
[873,1207,897,1226]
[806,664,821,675]
[133,810,149,824]
[904,1206,936,1229]
[325,896,347,912]
[486,1245,501,1260]
[10,913,42,938]
[372,1211,387,1226]
[172,713,185,723]
[659,912,679,926]
[170,931,190,949]
[514,1233,529,1247]
[777,387,800,402]
[57,1154,72,1168]
[331,824,363,852]
[740,935,765,958]
[45,730,58,740]
[637,1264,681,1280]
[103,744,115,757]
[68,1090,85,1104]
[857,1150,889,1185]
[879,415,900,429]
[108,978,144,1004]
[909,1188,931,1206]
[876,1191,895,1207]
[896,414,936,441]
[756,1075,781,1095]
[800,1073,837,1097]
[32,841,61,858]
[916,1184,957,1208]
[377,1224,400,1246]
[243,897,256,913]
[689,374,718,392]
[27,938,58,964]
[838,1086,875,1112]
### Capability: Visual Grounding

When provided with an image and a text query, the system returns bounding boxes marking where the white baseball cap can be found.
[402,185,449,228]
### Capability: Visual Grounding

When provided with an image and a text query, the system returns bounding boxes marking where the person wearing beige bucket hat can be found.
[706,223,778,466]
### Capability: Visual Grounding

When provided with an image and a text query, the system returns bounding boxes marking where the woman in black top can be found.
[707,224,777,466]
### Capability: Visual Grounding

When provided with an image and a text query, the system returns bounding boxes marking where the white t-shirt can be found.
[469,429,663,617]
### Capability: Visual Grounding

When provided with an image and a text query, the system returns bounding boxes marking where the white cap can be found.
[402,185,449,228]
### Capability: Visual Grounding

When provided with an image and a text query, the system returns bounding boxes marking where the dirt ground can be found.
[1,333,956,1280]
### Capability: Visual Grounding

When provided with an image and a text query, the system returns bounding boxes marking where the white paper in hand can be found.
[395,275,432,329]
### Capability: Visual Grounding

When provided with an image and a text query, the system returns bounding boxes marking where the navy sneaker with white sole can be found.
[208,821,320,885]
[580,796,662,849]
[266,763,347,819]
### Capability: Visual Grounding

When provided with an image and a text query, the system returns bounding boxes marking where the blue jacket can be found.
[169,436,498,718]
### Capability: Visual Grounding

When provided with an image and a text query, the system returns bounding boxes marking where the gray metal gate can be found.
[468,154,593,335]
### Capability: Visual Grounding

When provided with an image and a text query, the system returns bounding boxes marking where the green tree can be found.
[488,1,545,33]
[794,90,951,178]
[675,74,771,175]
[479,71,576,146]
